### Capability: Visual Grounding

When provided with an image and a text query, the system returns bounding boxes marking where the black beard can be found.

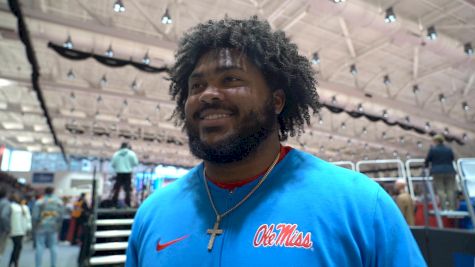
[185,99,276,164]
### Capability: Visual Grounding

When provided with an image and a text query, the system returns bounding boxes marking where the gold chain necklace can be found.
[203,151,281,251]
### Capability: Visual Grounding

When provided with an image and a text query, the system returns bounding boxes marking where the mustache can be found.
[192,102,238,120]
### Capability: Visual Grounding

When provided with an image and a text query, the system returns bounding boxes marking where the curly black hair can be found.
[169,16,320,141]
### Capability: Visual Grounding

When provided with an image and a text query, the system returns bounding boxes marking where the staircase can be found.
[88,208,137,267]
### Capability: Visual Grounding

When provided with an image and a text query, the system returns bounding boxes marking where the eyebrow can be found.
[189,65,245,80]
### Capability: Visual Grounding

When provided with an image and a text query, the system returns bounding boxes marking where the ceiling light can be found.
[384,7,396,23]
[382,131,386,138]
[392,150,398,157]
[417,141,423,149]
[123,99,128,106]
[464,42,473,56]
[340,122,346,129]
[113,0,125,12]
[63,35,73,49]
[462,133,468,141]
[96,95,103,102]
[412,84,419,94]
[438,93,446,103]
[382,110,388,118]
[0,78,13,87]
[161,8,172,24]
[347,139,352,144]
[318,116,323,125]
[130,79,139,90]
[462,101,469,111]
[100,74,108,87]
[311,52,320,65]
[105,45,114,57]
[427,26,437,40]
[67,69,75,80]
[443,127,449,135]
[425,122,431,131]
[364,143,368,150]
[331,95,337,105]
[70,92,75,99]
[156,104,161,111]
[404,116,410,123]
[329,135,333,140]
[399,136,405,144]
[357,103,364,112]
[350,64,357,76]
[330,0,346,3]
[362,127,367,134]
[383,75,391,85]
[142,52,150,65]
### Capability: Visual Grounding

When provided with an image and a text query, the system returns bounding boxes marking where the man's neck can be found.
[203,134,281,183]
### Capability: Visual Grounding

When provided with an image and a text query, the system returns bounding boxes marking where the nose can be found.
[199,85,223,104]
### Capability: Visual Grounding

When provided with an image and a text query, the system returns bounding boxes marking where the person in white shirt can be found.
[9,192,32,267]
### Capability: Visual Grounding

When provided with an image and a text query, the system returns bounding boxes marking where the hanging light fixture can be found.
[362,127,367,134]
[443,127,449,135]
[382,131,387,138]
[438,93,446,103]
[425,122,431,131]
[142,52,150,65]
[100,74,108,87]
[330,0,346,3]
[340,122,346,129]
[331,95,337,105]
[464,42,473,56]
[357,103,364,112]
[383,74,391,86]
[350,64,357,76]
[462,133,468,141]
[404,116,410,123]
[113,0,125,12]
[105,45,114,57]
[462,101,470,111]
[382,109,388,118]
[63,36,73,49]
[384,7,396,23]
[417,141,423,149]
[412,84,419,94]
[67,69,75,80]
[311,52,320,65]
[427,26,437,40]
[130,79,139,90]
[161,8,172,24]
[318,115,323,125]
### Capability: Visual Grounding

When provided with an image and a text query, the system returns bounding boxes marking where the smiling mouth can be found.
[201,114,231,120]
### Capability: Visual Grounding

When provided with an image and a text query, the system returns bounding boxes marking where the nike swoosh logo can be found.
[156,235,189,251]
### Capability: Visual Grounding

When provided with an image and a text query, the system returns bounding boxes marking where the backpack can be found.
[37,197,61,229]
[71,200,83,218]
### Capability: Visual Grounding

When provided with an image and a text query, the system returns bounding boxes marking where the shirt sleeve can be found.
[372,188,427,267]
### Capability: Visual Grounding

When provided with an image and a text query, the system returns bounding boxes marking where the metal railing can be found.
[331,161,356,171]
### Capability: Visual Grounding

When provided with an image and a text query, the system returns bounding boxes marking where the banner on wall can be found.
[32,172,55,184]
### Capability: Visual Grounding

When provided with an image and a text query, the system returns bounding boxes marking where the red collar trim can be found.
[207,146,292,190]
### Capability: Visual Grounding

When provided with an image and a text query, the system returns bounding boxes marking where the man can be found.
[126,17,426,266]
[32,187,63,267]
[0,187,12,262]
[111,142,139,207]
[395,179,415,225]
[71,193,90,245]
[424,134,457,210]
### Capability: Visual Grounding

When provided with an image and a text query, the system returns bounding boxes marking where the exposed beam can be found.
[281,5,308,31]
[128,0,167,39]
[413,46,419,80]
[338,17,356,58]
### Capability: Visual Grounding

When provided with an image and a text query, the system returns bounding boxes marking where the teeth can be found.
[203,114,230,120]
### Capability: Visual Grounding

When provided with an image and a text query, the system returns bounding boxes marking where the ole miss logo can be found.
[253,223,313,249]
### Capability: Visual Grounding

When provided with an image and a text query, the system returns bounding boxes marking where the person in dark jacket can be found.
[0,187,12,262]
[424,134,457,210]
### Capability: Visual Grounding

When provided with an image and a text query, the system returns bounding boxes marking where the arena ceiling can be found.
[0,0,474,167]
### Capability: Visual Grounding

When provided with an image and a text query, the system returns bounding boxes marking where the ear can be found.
[272,89,286,115]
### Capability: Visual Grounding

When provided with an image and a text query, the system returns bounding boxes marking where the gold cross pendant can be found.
[207,215,223,251]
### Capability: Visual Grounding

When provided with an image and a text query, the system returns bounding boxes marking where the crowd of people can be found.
[0,172,90,267]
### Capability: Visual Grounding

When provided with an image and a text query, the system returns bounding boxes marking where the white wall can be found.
[9,171,105,198]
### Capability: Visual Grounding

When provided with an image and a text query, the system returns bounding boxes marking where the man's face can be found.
[184,48,278,163]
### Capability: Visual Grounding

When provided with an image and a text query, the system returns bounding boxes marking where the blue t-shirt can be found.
[126,149,426,267]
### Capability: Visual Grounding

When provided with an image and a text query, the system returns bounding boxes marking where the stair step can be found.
[96,219,134,226]
[95,230,131,238]
[89,255,126,265]
[93,242,128,251]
